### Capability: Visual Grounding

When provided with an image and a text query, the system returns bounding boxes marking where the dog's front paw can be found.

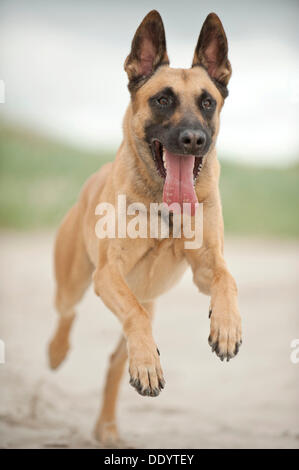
[128,341,165,397]
[208,308,242,362]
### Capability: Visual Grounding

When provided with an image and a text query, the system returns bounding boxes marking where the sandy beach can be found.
[0,232,298,449]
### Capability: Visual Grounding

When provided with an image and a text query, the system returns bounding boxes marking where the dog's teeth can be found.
[162,152,167,169]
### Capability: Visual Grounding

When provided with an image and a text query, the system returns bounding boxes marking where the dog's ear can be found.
[192,13,231,87]
[124,10,169,89]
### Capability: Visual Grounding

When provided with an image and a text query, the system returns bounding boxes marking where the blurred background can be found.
[0,0,298,449]
[0,0,299,234]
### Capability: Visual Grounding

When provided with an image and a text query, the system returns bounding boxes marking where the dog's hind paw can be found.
[94,421,125,448]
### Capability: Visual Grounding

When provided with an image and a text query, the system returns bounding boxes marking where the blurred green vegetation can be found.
[220,160,299,238]
[0,125,113,229]
[0,124,298,237]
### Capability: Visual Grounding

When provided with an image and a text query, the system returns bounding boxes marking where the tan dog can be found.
[49,10,242,446]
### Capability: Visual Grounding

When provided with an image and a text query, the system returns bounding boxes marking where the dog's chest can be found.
[125,239,187,302]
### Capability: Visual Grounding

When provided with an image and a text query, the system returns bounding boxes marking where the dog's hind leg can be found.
[48,204,93,370]
[93,334,127,446]
[94,301,155,447]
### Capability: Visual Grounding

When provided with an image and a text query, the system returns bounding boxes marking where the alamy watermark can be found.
[290,339,299,364]
[0,339,5,364]
[0,80,5,103]
[95,195,203,249]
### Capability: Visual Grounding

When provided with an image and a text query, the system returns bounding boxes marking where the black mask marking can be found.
[148,87,179,122]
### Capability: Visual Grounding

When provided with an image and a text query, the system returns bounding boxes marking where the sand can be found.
[0,232,298,449]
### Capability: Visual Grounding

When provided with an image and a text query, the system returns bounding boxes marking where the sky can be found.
[0,0,299,165]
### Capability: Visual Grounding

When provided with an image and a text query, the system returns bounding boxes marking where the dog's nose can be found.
[179,129,206,154]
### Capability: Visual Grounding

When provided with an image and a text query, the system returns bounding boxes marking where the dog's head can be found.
[124,10,231,212]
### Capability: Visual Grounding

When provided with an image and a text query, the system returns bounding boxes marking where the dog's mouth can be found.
[150,140,203,180]
[150,140,203,215]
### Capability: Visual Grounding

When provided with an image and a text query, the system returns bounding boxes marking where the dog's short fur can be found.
[49,10,242,446]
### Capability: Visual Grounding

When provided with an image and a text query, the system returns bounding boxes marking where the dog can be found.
[48,10,242,446]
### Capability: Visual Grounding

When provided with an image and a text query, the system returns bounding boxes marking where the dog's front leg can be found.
[93,264,165,396]
[186,246,242,361]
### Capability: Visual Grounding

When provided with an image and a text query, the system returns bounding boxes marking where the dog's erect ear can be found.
[124,10,169,89]
[192,13,231,87]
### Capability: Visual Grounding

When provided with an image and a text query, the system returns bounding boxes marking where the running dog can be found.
[49,10,242,446]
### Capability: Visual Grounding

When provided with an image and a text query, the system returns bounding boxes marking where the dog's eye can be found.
[157,96,171,107]
[202,98,212,110]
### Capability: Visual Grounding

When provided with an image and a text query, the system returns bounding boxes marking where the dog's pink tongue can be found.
[163,150,198,215]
